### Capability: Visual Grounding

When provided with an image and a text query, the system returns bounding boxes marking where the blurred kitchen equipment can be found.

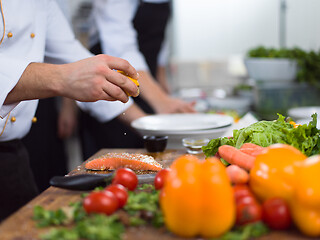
[296,118,320,129]
[244,58,297,82]
[131,113,233,148]
[182,137,210,154]
[173,88,209,112]
[143,135,168,153]
[207,96,252,115]
[253,83,320,120]
[288,106,320,121]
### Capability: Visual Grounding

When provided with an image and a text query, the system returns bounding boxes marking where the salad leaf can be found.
[203,114,320,157]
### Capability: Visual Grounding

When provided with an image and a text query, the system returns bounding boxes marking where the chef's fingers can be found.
[180,105,197,113]
[101,79,129,103]
[103,54,139,80]
[176,101,197,113]
[104,67,139,99]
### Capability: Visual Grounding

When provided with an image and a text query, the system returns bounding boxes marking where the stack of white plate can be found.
[131,113,233,149]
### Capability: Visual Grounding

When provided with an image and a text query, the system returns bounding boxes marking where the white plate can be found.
[131,113,233,133]
[288,106,320,120]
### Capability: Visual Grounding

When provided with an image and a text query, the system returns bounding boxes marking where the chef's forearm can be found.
[137,71,169,109]
[4,62,62,104]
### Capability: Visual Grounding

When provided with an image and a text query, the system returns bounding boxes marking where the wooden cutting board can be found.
[0,149,312,240]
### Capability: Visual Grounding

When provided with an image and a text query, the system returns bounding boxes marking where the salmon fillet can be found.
[85,153,163,171]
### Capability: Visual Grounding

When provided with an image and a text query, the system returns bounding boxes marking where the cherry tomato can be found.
[83,191,119,215]
[154,168,171,190]
[233,184,253,203]
[112,168,138,191]
[236,195,257,206]
[262,197,291,230]
[236,202,262,225]
[104,184,128,208]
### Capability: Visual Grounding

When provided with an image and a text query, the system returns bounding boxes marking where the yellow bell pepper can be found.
[250,143,307,201]
[160,155,235,238]
[250,143,320,237]
[290,155,320,237]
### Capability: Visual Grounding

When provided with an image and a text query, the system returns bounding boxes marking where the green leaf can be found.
[76,214,124,240]
[33,206,67,228]
[41,228,79,240]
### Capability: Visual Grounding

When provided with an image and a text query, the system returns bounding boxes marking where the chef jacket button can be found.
[10,116,16,122]
[30,33,35,38]
[7,32,13,38]
[32,117,37,123]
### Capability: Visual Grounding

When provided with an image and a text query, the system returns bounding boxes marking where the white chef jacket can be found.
[90,0,170,72]
[0,0,133,142]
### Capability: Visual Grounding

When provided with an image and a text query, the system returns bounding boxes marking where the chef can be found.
[0,0,144,221]
[80,0,196,158]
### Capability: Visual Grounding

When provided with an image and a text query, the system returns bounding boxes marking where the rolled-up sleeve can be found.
[0,57,31,118]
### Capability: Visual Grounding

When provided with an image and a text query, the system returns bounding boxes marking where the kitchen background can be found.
[63,0,320,169]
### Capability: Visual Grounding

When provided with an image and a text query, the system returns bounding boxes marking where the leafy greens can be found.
[203,114,320,157]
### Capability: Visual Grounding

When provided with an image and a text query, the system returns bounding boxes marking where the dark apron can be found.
[80,1,171,159]
[22,98,68,193]
[0,140,39,222]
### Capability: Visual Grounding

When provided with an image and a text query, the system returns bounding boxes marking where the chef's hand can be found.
[5,54,140,105]
[59,54,140,103]
[153,97,197,114]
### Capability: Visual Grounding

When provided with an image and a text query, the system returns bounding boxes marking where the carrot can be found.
[240,143,263,150]
[226,165,249,184]
[240,143,264,157]
[218,145,255,170]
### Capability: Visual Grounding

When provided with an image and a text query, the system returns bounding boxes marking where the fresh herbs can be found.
[247,46,320,87]
[40,214,124,240]
[215,221,269,240]
[124,184,164,228]
[33,206,67,227]
[33,184,164,240]
[34,204,124,240]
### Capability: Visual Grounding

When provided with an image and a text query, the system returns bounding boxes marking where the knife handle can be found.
[50,173,113,191]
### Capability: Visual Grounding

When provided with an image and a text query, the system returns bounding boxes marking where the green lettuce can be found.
[202,113,320,157]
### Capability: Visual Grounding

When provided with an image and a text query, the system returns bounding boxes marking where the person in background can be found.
[0,0,143,221]
[80,0,196,159]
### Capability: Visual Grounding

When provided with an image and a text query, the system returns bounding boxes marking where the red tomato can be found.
[236,195,257,206]
[104,184,128,208]
[236,202,262,225]
[262,197,291,230]
[233,184,253,203]
[83,191,119,215]
[112,168,138,191]
[154,168,171,190]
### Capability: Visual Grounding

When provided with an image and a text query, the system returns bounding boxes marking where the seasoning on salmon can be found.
[85,153,163,171]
